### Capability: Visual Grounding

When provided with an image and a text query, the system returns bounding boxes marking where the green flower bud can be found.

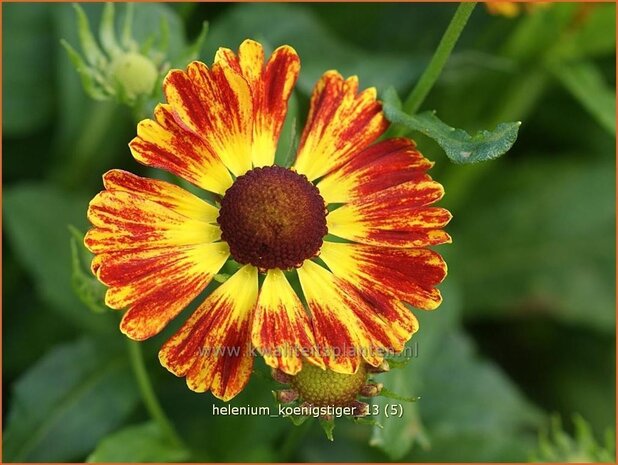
[110,52,158,101]
[62,3,207,111]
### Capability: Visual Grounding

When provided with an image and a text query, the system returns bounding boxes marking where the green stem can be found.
[126,339,184,448]
[403,2,477,115]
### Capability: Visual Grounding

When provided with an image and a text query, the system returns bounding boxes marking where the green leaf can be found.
[379,387,419,403]
[178,21,209,65]
[450,160,616,332]
[3,184,115,333]
[371,282,541,461]
[3,338,138,462]
[405,330,540,462]
[319,418,335,441]
[88,422,190,462]
[120,2,136,51]
[551,61,616,136]
[274,92,299,167]
[531,414,616,462]
[69,226,108,314]
[383,88,521,164]
[370,282,461,459]
[556,3,616,61]
[98,3,121,58]
[60,39,109,100]
[73,3,107,67]
[128,3,185,58]
[419,331,541,436]
[411,430,538,462]
[3,4,55,135]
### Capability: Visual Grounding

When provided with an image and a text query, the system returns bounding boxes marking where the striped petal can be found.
[159,265,258,401]
[102,169,219,221]
[215,40,300,167]
[320,241,447,310]
[130,103,233,195]
[298,260,415,373]
[317,138,433,204]
[85,190,221,253]
[252,269,323,375]
[85,177,229,339]
[161,61,254,177]
[293,71,388,181]
[327,180,452,247]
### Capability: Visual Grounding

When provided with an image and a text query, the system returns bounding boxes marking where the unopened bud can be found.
[110,52,158,101]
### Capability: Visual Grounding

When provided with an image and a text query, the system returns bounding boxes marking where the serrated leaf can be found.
[3,338,138,462]
[88,422,190,462]
[383,88,520,164]
[551,60,616,136]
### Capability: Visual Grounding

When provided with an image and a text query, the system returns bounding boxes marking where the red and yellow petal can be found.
[85,190,221,253]
[320,241,447,310]
[216,40,300,168]
[85,180,230,339]
[297,260,414,373]
[130,103,233,195]
[327,180,452,248]
[293,71,388,181]
[159,265,258,401]
[317,138,433,204]
[162,61,254,177]
[252,269,323,375]
[101,169,219,222]
[115,242,229,340]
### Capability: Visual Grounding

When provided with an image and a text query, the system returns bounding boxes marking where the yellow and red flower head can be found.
[85,39,451,402]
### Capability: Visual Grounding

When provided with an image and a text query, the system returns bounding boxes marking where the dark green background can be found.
[3,2,616,462]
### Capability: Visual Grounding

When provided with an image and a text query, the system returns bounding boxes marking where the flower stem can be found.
[402,2,477,115]
[126,339,184,448]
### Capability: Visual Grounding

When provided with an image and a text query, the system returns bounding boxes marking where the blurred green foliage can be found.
[3,2,615,462]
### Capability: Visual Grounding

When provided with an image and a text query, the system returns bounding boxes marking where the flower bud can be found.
[110,52,158,101]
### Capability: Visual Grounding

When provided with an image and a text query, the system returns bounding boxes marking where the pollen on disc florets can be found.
[217,166,328,270]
